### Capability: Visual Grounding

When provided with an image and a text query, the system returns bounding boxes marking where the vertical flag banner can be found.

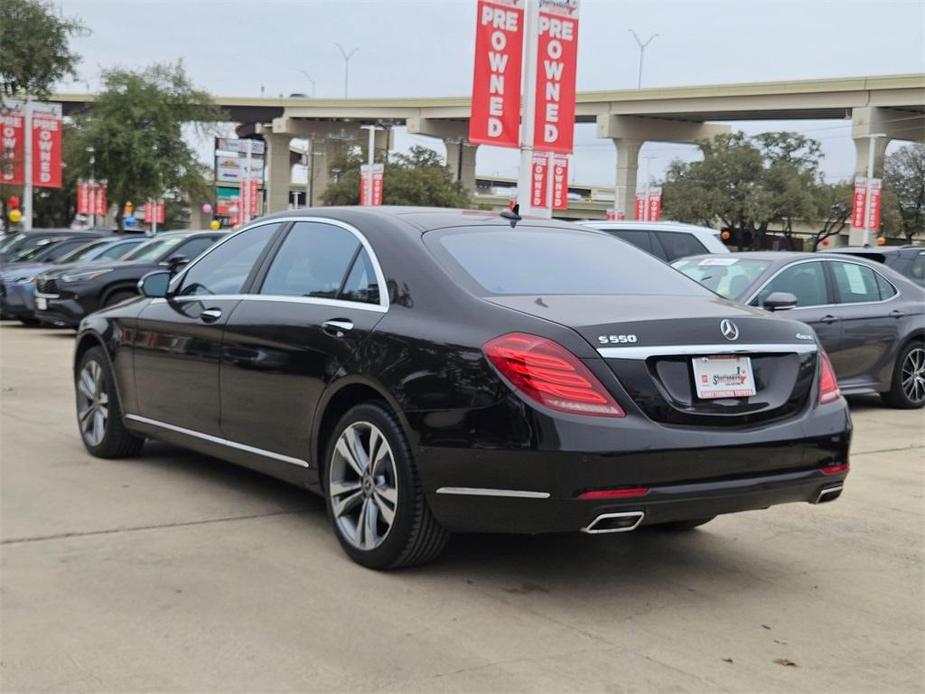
[551,154,568,209]
[647,187,662,221]
[606,210,626,221]
[143,201,152,222]
[469,0,525,148]
[96,182,107,216]
[851,178,867,228]
[532,0,580,154]
[1,103,25,185]
[77,181,90,215]
[634,194,645,221]
[31,103,62,188]
[248,179,259,215]
[529,154,548,208]
[867,179,881,231]
[156,200,165,224]
[359,164,384,206]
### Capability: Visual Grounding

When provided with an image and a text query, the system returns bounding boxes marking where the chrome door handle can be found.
[322,319,354,337]
[820,315,839,324]
[200,308,222,323]
[889,310,906,319]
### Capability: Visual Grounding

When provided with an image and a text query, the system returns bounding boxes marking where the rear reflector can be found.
[821,463,849,475]
[483,332,625,417]
[818,351,841,404]
[577,487,649,500]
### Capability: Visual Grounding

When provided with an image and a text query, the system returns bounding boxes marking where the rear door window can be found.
[830,261,881,304]
[607,230,652,255]
[654,231,707,261]
[259,221,360,299]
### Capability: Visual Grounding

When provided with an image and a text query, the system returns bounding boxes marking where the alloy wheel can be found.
[328,421,399,551]
[901,346,925,405]
[77,360,109,446]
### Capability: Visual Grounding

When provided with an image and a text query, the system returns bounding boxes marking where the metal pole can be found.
[629,30,658,89]
[861,133,886,246]
[87,147,95,228]
[243,139,253,223]
[152,199,157,235]
[305,141,312,208]
[336,44,359,98]
[516,0,541,216]
[360,126,378,205]
[23,100,33,230]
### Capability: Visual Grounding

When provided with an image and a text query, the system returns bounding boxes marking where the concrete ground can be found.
[1,321,923,693]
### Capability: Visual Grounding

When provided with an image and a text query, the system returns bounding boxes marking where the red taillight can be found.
[821,463,849,475]
[818,351,841,404]
[483,332,625,417]
[577,487,648,500]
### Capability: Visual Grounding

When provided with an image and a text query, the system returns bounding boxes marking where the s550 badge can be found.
[598,334,638,344]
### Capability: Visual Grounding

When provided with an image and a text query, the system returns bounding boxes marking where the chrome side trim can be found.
[598,343,817,359]
[167,216,390,311]
[582,511,645,534]
[435,486,550,499]
[124,414,310,468]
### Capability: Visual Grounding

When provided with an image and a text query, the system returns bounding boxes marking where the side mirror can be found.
[762,291,798,312]
[164,255,188,275]
[138,270,171,298]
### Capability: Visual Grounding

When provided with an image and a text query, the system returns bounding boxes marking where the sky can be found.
[59,0,925,187]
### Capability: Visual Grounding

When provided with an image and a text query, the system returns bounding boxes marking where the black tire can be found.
[103,289,136,307]
[323,402,449,570]
[651,517,715,531]
[881,341,925,409]
[75,346,145,458]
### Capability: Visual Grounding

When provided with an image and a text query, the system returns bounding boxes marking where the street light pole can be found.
[629,29,659,89]
[335,43,359,98]
[862,132,887,247]
[298,70,316,98]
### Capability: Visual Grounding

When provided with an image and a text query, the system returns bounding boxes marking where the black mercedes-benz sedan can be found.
[74,208,851,569]
[673,252,925,408]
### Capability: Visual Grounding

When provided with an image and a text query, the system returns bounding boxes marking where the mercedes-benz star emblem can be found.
[720,319,739,341]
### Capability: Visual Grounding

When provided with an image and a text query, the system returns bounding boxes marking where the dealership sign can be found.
[0,100,62,188]
[532,0,579,154]
[76,180,108,216]
[469,0,525,148]
[635,187,662,221]
[359,164,384,206]
[852,177,881,230]
[529,152,569,210]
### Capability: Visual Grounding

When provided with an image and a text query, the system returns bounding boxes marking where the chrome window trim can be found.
[124,414,310,468]
[150,293,387,313]
[168,217,389,311]
[435,486,550,499]
[745,257,901,309]
[598,343,817,359]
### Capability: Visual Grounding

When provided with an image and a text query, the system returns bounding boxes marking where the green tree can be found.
[322,145,470,208]
[72,62,224,229]
[883,143,925,243]
[808,182,852,251]
[662,132,824,250]
[1,0,85,98]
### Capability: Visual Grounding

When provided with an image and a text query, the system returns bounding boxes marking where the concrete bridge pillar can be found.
[264,132,293,213]
[405,117,479,196]
[597,115,731,220]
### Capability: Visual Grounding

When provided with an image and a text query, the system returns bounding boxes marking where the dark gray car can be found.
[673,252,925,408]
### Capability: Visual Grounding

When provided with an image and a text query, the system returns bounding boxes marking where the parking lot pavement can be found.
[1,322,923,693]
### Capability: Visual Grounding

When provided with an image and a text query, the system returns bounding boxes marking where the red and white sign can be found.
[550,154,568,210]
[635,188,662,221]
[529,154,548,207]
[0,104,25,185]
[867,183,881,231]
[851,178,867,228]
[95,182,107,216]
[31,104,62,189]
[532,0,580,154]
[359,163,384,206]
[143,200,165,224]
[77,181,91,215]
[606,209,625,221]
[469,0,525,149]
[248,179,259,216]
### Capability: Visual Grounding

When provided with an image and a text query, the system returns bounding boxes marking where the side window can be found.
[830,261,880,304]
[654,231,707,261]
[339,248,380,304]
[170,236,218,263]
[608,230,652,255]
[753,262,828,308]
[910,253,925,286]
[259,221,360,298]
[177,225,278,297]
[874,272,897,300]
[97,242,141,260]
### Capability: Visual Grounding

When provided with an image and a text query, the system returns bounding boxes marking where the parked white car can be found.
[581,221,729,261]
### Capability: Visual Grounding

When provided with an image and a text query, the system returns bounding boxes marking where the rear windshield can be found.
[432,227,711,296]
[672,256,771,299]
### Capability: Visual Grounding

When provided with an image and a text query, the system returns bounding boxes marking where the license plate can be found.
[692,355,756,399]
[35,297,47,311]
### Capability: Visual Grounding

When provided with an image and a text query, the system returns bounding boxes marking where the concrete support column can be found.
[264,132,292,213]
[444,139,478,193]
[308,139,330,207]
[614,139,642,219]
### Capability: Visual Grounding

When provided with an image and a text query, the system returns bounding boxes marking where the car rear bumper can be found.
[418,402,851,534]
[0,283,34,318]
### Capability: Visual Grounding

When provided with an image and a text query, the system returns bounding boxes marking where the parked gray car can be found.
[673,252,925,408]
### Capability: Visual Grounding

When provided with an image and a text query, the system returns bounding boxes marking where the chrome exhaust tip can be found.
[582,511,645,534]
[814,484,844,504]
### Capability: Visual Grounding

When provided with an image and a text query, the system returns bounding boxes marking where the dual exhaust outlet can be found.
[582,484,844,534]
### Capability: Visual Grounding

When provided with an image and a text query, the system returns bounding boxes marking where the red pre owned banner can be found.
[96,182,107,216]
[77,181,90,215]
[469,0,525,149]
[1,105,25,185]
[551,155,568,210]
[851,178,867,228]
[32,105,62,188]
[529,154,548,208]
[606,210,625,221]
[634,194,645,221]
[248,179,259,215]
[532,1,580,154]
[360,164,384,206]
[867,183,881,231]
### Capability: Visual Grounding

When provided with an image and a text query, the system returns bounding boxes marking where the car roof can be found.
[582,220,718,235]
[820,246,923,256]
